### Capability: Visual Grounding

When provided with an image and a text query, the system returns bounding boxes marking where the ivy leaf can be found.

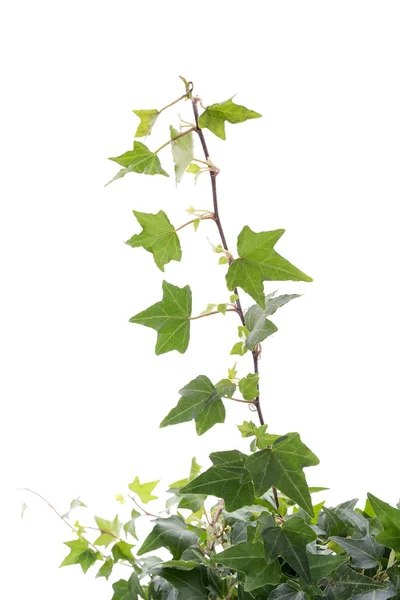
[170,126,194,184]
[96,557,114,580]
[112,574,145,600]
[60,538,99,573]
[160,375,225,435]
[61,497,87,519]
[353,586,397,600]
[133,109,159,137]
[231,341,248,356]
[112,541,135,563]
[130,281,192,355]
[262,518,316,583]
[238,373,259,401]
[226,227,312,308]
[128,476,159,503]
[107,141,169,185]
[244,292,300,350]
[307,553,348,584]
[216,527,281,591]
[322,506,348,537]
[245,433,319,516]
[157,565,209,600]
[198,98,261,140]
[94,515,121,547]
[125,211,181,272]
[329,535,385,569]
[367,494,400,552]
[137,515,199,559]
[324,565,387,600]
[149,576,178,600]
[268,584,306,600]
[124,509,141,540]
[180,450,255,511]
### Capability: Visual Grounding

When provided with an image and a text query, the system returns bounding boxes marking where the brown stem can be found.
[129,495,161,518]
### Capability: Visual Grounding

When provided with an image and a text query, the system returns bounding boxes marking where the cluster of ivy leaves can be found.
[54,80,400,600]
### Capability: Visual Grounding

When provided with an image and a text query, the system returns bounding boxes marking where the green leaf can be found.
[323,506,348,537]
[129,476,160,503]
[177,494,206,513]
[138,515,199,559]
[238,373,259,401]
[268,584,305,600]
[96,557,114,580]
[170,126,194,184]
[307,553,348,584]
[186,163,201,174]
[107,141,169,185]
[244,290,299,350]
[238,421,280,450]
[262,517,316,583]
[125,210,181,272]
[133,109,160,137]
[130,281,192,355]
[388,566,400,599]
[93,515,121,547]
[180,450,255,511]
[160,375,225,435]
[149,576,178,600]
[124,509,141,540]
[193,219,200,232]
[353,586,397,600]
[245,432,319,516]
[112,541,135,563]
[367,494,400,552]
[60,538,99,573]
[157,565,209,600]
[230,341,248,356]
[217,527,281,591]
[61,497,87,518]
[112,574,145,600]
[330,535,385,569]
[219,256,229,265]
[324,565,387,600]
[198,97,261,140]
[226,227,312,308]
[215,378,236,398]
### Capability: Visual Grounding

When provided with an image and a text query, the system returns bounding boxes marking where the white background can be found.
[1,1,399,598]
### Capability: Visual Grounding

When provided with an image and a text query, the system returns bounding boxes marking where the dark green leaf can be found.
[262,517,316,583]
[245,432,319,516]
[160,375,225,435]
[126,210,181,272]
[149,576,178,600]
[324,565,387,600]
[177,494,206,513]
[226,227,312,308]
[268,584,306,600]
[107,141,169,185]
[388,566,400,599]
[130,281,192,355]
[307,553,348,584]
[60,538,99,573]
[133,109,159,137]
[170,126,194,184]
[112,574,145,600]
[230,521,248,545]
[322,507,348,537]
[157,565,209,600]
[353,585,397,600]
[138,515,199,559]
[198,98,261,140]
[180,450,255,511]
[367,494,400,552]
[329,535,385,569]
[217,527,281,591]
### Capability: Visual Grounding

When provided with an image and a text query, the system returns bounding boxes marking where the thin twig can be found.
[154,127,195,154]
[129,495,160,518]
[190,308,237,321]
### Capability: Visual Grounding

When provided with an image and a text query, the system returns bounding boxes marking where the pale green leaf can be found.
[133,109,159,137]
[128,477,160,503]
[170,126,194,184]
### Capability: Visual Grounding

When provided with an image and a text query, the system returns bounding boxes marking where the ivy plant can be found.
[24,78,400,600]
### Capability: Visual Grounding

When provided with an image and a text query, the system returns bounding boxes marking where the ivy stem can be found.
[154,127,195,154]
[159,94,188,114]
[224,396,255,405]
[21,488,106,558]
[175,215,214,233]
[128,495,160,519]
[190,308,237,321]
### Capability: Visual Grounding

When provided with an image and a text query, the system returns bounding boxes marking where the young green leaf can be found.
[112,541,135,563]
[137,515,199,559]
[96,558,114,580]
[94,515,122,547]
[180,450,255,511]
[160,375,225,435]
[230,341,248,356]
[128,476,159,503]
[125,210,181,272]
[245,433,319,516]
[226,227,312,308]
[238,373,259,400]
[107,141,169,185]
[198,98,261,140]
[60,538,99,573]
[112,573,145,600]
[217,527,281,591]
[124,509,141,540]
[133,109,160,137]
[367,494,400,552]
[130,281,192,355]
[170,126,194,184]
